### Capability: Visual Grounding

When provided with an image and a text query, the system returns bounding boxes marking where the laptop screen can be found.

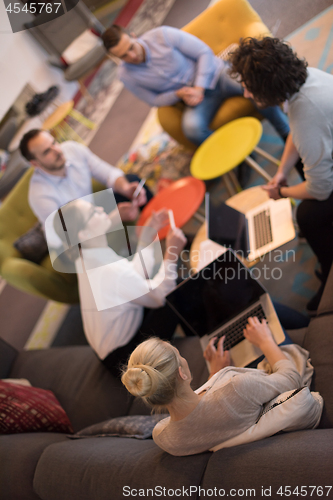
[207,197,249,255]
[166,250,265,337]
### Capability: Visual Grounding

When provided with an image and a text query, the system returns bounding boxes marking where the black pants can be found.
[296,190,333,282]
[101,302,193,378]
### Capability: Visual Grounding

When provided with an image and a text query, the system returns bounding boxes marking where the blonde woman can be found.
[122,318,312,456]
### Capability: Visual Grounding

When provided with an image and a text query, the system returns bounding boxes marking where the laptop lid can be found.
[206,194,249,256]
[166,249,265,338]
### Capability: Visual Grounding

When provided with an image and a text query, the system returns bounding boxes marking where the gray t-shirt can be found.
[288,67,333,200]
[153,346,311,456]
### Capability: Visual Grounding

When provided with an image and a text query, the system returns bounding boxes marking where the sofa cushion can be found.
[70,414,168,440]
[0,380,73,434]
[201,430,333,492]
[10,346,132,432]
[34,437,211,500]
[0,432,67,500]
[0,338,17,378]
[303,314,333,428]
[317,264,333,315]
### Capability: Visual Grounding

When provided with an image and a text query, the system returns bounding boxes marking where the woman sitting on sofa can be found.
[54,199,187,376]
[121,318,315,456]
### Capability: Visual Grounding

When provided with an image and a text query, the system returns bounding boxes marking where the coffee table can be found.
[137,177,206,240]
[190,117,276,193]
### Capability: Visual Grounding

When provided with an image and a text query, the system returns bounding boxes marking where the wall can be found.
[0,1,77,122]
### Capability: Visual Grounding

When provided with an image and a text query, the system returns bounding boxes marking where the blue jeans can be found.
[181,65,290,145]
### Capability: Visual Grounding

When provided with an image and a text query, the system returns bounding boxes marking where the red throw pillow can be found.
[0,381,73,434]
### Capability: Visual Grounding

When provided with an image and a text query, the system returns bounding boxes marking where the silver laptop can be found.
[206,194,295,262]
[166,249,285,367]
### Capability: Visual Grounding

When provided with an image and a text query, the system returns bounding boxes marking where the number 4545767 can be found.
[277,486,332,496]
[6,3,62,14]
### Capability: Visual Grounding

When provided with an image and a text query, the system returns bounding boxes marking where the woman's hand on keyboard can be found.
[243,317,274,349]
[244,317,288,367]
[204,336,232,379]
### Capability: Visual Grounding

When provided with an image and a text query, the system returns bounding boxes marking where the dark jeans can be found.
[114,174,153,207]
[273,301,310,330]
[296,190,333,282]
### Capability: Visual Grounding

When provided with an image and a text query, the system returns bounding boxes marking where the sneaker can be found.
[306,283,326,316]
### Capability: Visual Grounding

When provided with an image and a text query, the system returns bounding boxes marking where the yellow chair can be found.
[157,0,271,151]
[0,168,105,303]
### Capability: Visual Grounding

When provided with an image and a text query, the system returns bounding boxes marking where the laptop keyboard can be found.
[214,304,267,350]
[253,209,273,249]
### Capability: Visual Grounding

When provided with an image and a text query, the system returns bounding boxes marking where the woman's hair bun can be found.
[121,365,156,398]
[121,338,180,409]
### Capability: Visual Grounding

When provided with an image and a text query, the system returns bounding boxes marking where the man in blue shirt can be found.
[102,25,289,145]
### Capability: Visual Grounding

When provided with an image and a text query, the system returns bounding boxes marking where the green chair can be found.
[0,168,105,303]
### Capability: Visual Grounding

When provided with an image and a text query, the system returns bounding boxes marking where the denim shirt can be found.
[118,26,224,107]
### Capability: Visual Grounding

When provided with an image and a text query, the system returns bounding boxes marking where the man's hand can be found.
[261,183,281,200]
[124,181,147,207]
[268,171,288,187]
[203,336,231,378]
[116,202,139,222]
[243,317,274,350]
[176,86,204,107]
[145,208,170,232]
[114,177,147,207]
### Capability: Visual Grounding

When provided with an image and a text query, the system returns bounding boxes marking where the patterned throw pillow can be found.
[13,222,48,264]
[69,414,169,440]
[0,380,73,434]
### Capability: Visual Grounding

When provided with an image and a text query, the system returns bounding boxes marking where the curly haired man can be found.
[229,37,333,313]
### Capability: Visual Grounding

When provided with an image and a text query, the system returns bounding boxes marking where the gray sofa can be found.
[1,267,333,500]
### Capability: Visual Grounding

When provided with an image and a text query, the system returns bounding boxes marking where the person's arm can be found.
[131,209,170,277]
[203,336,231,379]
[120,72,180,107]
[244,317,288,367]
[263,180,315,201]
[279,182,315,200]
[271,133,300,185]
[130,228,187,308]
[163,26,218,90]
[238,317,302,405]
[73,141,124,189]
[265,98,333,201]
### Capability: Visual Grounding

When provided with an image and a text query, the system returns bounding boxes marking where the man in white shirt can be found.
[19,129,151,247]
